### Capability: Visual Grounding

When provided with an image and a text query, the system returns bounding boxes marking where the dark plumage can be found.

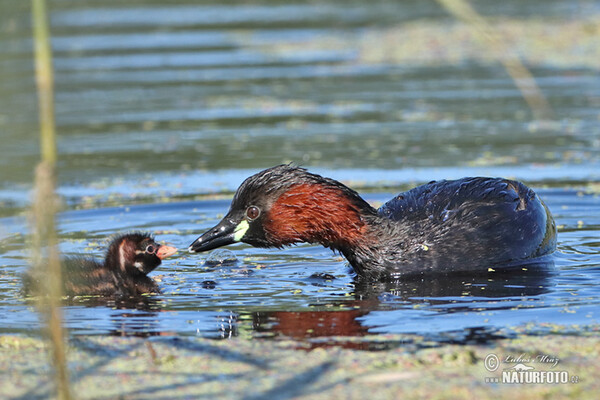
[189,165,556,280]
[24,233,177,297]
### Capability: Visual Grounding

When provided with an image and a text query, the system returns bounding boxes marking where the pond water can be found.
[1,0,599,345]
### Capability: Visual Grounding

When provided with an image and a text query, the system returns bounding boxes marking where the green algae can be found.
[1,330,598,399]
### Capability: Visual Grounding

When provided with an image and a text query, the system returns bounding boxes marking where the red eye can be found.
[145,245,156,254]
[246,206,260,220]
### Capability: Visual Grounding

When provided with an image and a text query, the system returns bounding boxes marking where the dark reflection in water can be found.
[354,263,555,302]
[63,296,163,310]
[61,296,166,337]
[250,265,554,348]
[87,261,556,345]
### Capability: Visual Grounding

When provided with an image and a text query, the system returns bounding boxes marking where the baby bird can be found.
[24,233,177,297]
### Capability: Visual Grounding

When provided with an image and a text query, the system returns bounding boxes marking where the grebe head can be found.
[189,165,376,253]
[106,233,177,275]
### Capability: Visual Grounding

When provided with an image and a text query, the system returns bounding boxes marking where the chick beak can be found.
[188,218,239,253]
[156,245,177,260]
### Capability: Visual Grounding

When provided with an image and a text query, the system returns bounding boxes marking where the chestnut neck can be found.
[264,182,387,270]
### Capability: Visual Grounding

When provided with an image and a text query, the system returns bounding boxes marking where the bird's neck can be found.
[333,214,397,278]
[105,240,137,275]
[265,182,392,275]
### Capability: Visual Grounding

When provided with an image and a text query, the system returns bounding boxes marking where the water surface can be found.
[0,0,599,345]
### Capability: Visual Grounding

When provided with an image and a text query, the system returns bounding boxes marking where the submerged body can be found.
[24,233,177,297]
[189,165,556,280]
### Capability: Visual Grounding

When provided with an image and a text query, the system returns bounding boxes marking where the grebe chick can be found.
[189,165,556,280]
[24,233,177,297]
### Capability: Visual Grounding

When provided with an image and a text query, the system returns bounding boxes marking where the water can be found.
[1,0,599,344]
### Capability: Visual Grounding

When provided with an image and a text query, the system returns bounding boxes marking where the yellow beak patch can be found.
[233,220,250,242]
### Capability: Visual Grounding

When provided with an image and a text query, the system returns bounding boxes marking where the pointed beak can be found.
[189,218,239,253]
[156,245,178,260]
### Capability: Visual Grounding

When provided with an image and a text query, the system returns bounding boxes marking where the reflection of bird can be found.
[254,310,370,350]
[189,165,557,280]
[24,233,176,297]
[509,363,535,371]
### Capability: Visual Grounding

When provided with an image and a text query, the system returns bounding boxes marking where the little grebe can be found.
[24,233,177,297]
[189,165,556,279]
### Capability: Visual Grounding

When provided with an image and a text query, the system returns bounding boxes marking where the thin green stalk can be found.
[32,0,57,164]
[436,0,554,121]
[31,0,71,399]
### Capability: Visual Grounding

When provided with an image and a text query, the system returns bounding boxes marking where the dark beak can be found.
[189,218,237,253]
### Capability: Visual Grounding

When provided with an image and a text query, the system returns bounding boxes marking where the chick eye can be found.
[145,245,156,254]
[245,206,260,221]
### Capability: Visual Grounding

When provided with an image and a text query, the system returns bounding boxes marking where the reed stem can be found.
[31,0,71,399]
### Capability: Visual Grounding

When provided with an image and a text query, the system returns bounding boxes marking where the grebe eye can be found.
[145,245,156,254]
[245,206,260,221]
